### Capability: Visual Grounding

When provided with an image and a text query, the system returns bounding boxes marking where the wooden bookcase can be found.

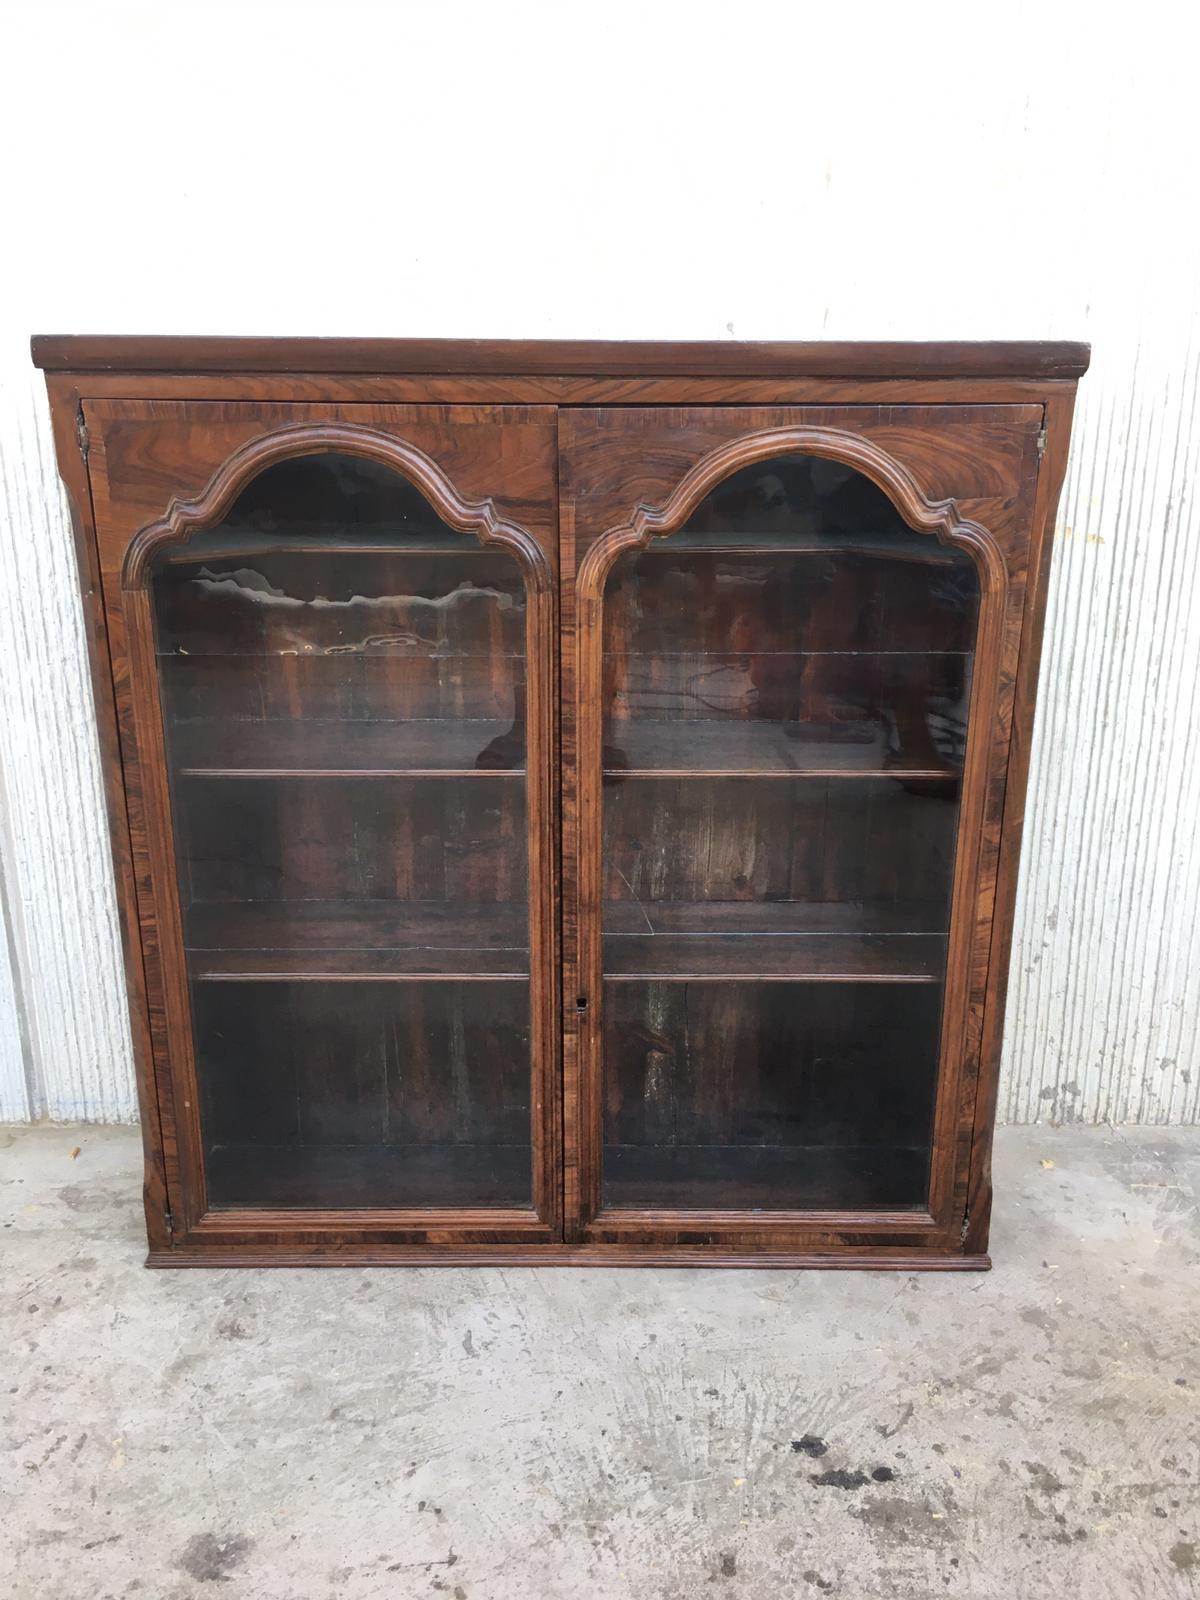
[33,337,1088,1268]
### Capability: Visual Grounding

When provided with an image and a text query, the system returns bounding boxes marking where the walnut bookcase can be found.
[33,337,1088,1268]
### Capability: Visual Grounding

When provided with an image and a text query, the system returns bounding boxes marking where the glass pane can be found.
[604,983,942,1208]
[174,450,478,553]
[151,451,532,1210]
[600,453,979,1212]
[194,982,530,1208]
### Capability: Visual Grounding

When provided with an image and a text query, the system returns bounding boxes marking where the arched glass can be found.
[150,452,532,1209]
[599,453,980,1211]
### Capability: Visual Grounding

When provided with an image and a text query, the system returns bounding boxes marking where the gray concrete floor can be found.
[1,1125,1197,1600]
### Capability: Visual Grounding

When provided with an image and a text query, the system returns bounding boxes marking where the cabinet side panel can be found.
[42,377,170,1248]
[966,388,1079,1254]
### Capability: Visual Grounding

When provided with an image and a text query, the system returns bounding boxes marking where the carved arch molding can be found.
[121,421,552,593]
[575,425,1008,600]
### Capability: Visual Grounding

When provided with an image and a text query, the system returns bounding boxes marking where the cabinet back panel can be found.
[603,776,958,909]
[174,776,527,905]
[159,652,526,726]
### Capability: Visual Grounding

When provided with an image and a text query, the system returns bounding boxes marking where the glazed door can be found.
[562,406,1041,1253]
[89,402,559,1248]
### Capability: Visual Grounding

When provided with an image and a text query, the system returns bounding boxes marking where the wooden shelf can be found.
[602,1143,930,1210]
[604,900,948,935]
[157,646,524,660]
[185,900,529,980]
[159,541,488,563]
[630,537,965,564]
[206,1141,532,1209]
[604,719,960,779]
[603,900,947,982]
[171,718,524,777]
[603,647,971,658]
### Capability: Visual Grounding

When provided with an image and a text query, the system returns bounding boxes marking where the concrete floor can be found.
[1,1126,1197,1599]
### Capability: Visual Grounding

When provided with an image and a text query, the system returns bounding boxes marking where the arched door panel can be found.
[563,406,1039,1252]
[88,402,559,1248]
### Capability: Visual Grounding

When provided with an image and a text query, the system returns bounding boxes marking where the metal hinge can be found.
[960,1209,971,1244]
[75,404,90,463]
[1036,425,1047,462]
[164,1206,175,1237]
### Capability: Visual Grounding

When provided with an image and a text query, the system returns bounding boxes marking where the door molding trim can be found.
[577,424,1005,595]
[122,420,552,593]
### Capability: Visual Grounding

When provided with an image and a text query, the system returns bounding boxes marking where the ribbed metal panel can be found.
[1002,322,1200,1124]
[0,375,135,1120]
[0,879,32,1121]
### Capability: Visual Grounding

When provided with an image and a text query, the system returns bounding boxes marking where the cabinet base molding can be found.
[148,1246,991,1271]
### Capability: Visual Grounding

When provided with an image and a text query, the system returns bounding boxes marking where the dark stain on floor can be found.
[811,1467,897,1490]
[1024,1461,1066,1495]
[791,1434,828,1458]
[177,1531,253,1582]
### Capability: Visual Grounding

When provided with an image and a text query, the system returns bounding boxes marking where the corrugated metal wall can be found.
[1002,323,1200,1124]
[0,380,136,1120]
[0,0,1196,1124]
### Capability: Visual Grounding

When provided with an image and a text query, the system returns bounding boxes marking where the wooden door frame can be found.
[85,398,562,1252]
[560,405,1037,1257]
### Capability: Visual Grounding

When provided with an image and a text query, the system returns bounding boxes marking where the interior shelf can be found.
[185,899,530,980]
[158,646,525,659]
[171,717,524,776]
[602,1143,931,1210]
[629,536,965,564]
[205,1141,533,1209]
[603,719,960,778]
[159,541,493,563]
[603,900,948,982]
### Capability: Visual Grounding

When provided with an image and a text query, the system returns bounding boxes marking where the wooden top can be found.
[30,335,1090,379]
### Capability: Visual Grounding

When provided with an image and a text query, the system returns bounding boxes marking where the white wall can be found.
[1,0,1196,1123]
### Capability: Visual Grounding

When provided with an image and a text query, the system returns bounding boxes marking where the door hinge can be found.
[1036,425,1047,462]
[164,1206,175,1237]
[959,1209,971,1244]
[75,404,90,463]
